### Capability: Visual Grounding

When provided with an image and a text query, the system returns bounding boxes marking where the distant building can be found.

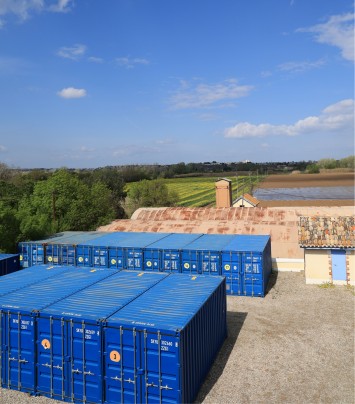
[233,193,260,208]
[299,216,355,285]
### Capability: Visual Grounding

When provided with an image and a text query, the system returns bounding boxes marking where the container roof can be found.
[0,267,113,312]
[107,273,224,332]
[0,265,70,298]
[222,235,270,252]
[40,271,168,320]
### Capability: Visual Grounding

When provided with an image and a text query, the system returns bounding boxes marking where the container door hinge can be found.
[124,378,135,384]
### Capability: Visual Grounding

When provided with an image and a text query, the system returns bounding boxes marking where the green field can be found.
[127,175,264,207]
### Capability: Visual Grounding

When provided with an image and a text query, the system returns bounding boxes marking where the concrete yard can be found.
[1,272,354,404]
[196,272,354,404]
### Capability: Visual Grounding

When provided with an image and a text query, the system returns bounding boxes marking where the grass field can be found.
[127,176,264,207]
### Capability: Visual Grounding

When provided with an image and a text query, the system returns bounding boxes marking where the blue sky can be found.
[0,0,354,168]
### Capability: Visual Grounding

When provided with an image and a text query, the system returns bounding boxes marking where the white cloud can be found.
[278,59,325,73]
[115,57,150,69]
[0,0,73,24]
[170,78,253,110]
[48,0,72,13]
[57,44,87,60]
[224,99,354,138]
[57,87,87,99]
[297,12,354,62]
[88,56,104,64]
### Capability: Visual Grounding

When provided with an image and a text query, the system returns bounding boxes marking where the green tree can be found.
[17,169,116,240]
[306,164,320,174]
[125,179,178,216]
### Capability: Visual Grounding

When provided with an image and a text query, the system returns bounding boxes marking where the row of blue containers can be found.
[0,254,20,276]
[0,265,226,403]
[18,231,272,297]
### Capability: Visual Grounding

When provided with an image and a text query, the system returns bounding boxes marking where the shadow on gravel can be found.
[194,311,248,403]
[265,270,278,296]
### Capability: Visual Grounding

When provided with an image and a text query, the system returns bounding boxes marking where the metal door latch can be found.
[124,378,135,384]
[42,363,51,368]
[110,376,122,381]
[72,368,82,374]
[53,364,63,370]
[146,382,158,388]
[160,384,173,390]
[84,370,94,376]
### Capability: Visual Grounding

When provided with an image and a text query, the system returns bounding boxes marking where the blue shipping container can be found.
[0,254,20,276]
[0,267,116,392]
[107,232,171,270]
[104,273,227,404]
[181,234,236,274]
[18,232,84,268]
[143,233,204,272]
[45,231,107,266]
[221,235,272,297]
[76,232,130,268]
[35,271,169,402]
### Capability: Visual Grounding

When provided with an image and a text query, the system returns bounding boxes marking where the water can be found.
[253,186,354,201]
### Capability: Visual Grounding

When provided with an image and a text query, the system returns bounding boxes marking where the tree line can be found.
[0,165,177,253]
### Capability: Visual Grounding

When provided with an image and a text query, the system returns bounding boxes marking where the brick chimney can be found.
[215,178,232,208]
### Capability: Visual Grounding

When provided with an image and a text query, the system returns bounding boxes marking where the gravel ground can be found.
[1,272,354,404]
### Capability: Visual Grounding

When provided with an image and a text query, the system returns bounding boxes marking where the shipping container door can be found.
[144,249,160,271]
[161,250,180,272]
[104,326,143,403]
[243,253,264,296]
[67,320,102,403]
[331,250,347,282]
[36,317,67,400]
[142,330,180,403]
[109,248,125,270]
[200,251,221,275]
[181,250,199,274]
[222,252,242,295]
[4,312,35,392]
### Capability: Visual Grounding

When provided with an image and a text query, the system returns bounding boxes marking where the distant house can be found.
[233,193,260,208]
[299,216,355,285]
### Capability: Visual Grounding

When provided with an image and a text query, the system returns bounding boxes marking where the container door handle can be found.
[111,376,122,381]
[53,364,63,370]
[42,363,51,368]
[124,378,135,384]
[84,370,94,376]
[72,368,82,374]
[9,357,17,362]
[18,359,28,364]
[160,384,173,390]
[146,382,158,388]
